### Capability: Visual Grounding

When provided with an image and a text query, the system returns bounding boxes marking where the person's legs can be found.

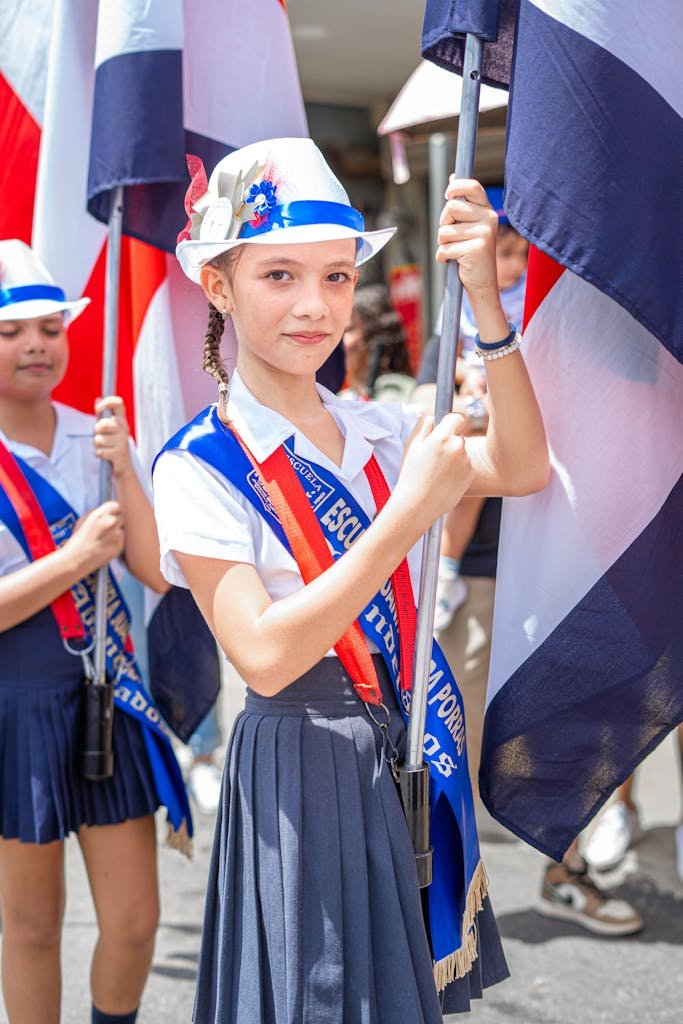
[187,705,223,813]
[78,816,159,1018]
[441,496,485,562]
[584,774,642,870]
[616,774,636,810]
[434,496,486,635]
[187,704,221,761]
[438,576,495,800]
[0,837,65,1024]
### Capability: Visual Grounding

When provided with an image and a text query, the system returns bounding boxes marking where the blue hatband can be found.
[0,284,66,309]
[239,200,365,239]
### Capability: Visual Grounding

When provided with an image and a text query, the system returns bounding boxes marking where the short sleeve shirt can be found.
[153,372,423,610]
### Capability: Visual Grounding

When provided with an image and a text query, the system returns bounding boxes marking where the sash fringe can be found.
[433,858,489,990]
[166,818,193,859]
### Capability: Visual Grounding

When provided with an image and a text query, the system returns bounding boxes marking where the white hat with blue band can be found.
[176,138,396,283]
[0,240,90,323]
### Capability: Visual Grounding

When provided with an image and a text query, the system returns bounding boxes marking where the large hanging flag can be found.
[423,0,683,859]
[25,0,307,467]
[1,0,307,738]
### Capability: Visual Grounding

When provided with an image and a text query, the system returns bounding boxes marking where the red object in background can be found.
[53,238,166,439]
[0,74,40,244]
[388,263,423,376]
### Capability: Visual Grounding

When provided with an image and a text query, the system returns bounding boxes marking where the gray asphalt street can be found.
[2,674,681,1024]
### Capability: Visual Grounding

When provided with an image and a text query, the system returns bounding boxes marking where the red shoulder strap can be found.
[0,439,85,641]
[363,454,416,694]
[231,433,381,705]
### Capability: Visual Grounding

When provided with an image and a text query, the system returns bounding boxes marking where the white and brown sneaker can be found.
[539,860,643,936]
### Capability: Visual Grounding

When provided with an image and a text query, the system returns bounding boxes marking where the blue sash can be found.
[0,456,193,851]
[156,405,486,980]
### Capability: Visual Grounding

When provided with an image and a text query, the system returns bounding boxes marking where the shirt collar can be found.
[0,403,92,465]
[226,370,394,477]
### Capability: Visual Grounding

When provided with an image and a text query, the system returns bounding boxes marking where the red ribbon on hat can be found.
[177,154,208,244]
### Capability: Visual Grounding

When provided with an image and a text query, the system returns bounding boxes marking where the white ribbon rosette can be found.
[189,161,266,243]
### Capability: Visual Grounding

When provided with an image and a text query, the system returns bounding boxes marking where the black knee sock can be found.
[91,1007,138,1024]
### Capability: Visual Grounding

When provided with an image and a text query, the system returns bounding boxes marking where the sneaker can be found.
[187,761,223,814]
[433,570,468,635]
[584,801,642,871]
[539,860,643,936]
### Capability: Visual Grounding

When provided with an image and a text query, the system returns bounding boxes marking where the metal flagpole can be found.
[398,34,485,886]
[80,185,125,781]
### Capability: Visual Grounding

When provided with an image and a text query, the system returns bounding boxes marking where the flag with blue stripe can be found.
[85,0,308,740]
[87,0,307,253]
[422,0,683,859]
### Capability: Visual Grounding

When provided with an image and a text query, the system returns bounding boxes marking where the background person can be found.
[340,282,413,402]
[414,190,529,636]
[0,241,179,1024]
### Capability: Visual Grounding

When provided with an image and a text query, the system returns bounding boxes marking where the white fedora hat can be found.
[0,240,90,323]
[176,138,396,283]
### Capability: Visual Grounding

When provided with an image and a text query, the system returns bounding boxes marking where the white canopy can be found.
[378,60,508,136]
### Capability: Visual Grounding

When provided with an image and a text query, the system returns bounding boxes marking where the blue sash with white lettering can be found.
[157,405,486,979]
[0,456,192,850]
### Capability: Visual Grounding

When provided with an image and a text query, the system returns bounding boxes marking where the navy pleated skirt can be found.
[0,609,159,844]
[194,656,508,1023]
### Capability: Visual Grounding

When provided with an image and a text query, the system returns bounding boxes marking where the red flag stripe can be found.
[53,237,167,437]
[522,245,565,331]
[0,74,41,245]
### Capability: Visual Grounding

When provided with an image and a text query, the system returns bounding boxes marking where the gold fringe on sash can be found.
[166,818,193,859]
[433,858,489,991]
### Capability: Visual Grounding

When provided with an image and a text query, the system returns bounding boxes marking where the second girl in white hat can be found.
[0,240,190,1024]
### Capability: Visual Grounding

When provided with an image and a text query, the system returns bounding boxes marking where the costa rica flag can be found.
[422,0,683,859]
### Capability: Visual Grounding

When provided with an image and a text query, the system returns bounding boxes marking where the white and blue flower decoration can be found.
[245,180,278,218]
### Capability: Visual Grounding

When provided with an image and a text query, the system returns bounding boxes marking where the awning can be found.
[378,60,507,136]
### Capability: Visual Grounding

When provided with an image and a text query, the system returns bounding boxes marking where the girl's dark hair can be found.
[352,284,411,391]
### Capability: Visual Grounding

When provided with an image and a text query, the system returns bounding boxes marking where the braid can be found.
[203,302,230,423]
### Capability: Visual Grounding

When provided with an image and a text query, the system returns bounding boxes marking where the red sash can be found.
[0,439,85,642]
[232,431,417,708]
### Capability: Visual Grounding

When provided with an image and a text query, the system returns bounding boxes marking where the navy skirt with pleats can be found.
[0,609,159,844]
[194,655,508,1023]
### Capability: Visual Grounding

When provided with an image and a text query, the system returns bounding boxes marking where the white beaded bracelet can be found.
[474,331,522,361]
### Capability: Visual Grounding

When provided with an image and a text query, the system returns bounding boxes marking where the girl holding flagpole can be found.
[153,138,549,1022]
[0,240,191,1024]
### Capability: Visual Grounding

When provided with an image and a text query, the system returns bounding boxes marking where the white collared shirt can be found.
[0,402,146,580]
[153,372,423,648]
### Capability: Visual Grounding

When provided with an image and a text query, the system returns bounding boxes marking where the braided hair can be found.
[202,249,242,423]
[203,302,229,423]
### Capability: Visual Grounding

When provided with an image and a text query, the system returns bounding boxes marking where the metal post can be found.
[80,185,124,781]
[428,132,449,330]
[398,35,484,886]
[95,184,124,679]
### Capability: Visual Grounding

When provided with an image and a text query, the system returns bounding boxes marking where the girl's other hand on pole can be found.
[63,501,125,575]
[392,413,474,530]
[436,178,499,298]
[93,395,133,479]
